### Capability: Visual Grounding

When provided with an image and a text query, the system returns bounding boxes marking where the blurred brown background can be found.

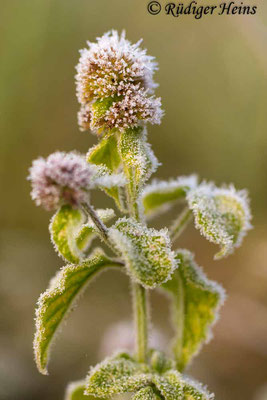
[1,0,267,399]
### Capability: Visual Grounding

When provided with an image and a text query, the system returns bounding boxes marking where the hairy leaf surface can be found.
[65,380,103,400]
[50,205,86,264]
[85,353,150,397]
[109,218,177,288]
[131,386,160,400]
[142,175,197,217]
[152,370,184,400]
[162,250,225,371]
[119,127,158,214]
[34,249,122,375]
[187,184,252,259]
[182,377,214,400]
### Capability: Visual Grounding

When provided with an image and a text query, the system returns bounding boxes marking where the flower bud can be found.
[75,30,163,134]
[28,152,94,211]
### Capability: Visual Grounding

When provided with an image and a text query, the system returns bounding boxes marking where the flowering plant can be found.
[29,31,252,400]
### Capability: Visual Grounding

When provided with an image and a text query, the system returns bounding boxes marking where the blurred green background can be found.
[1,0,267,399]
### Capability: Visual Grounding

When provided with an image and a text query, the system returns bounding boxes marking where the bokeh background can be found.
[1,0,267,399]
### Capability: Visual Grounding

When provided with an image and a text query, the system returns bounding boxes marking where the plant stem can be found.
[125,178,149,364]
[82,202,109,243]
[173,270,185,371]
[170,206,192,241]
[133,282,148,363]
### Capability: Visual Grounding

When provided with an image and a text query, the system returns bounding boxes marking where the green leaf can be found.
[187,184,252,259]
[131,387,160,400]
[149,350,175,374]
[109,218,177,288]
[152,370,184,400]
[87,133,121,172]
[162,250,225,371]
[34,249,123,375]
[87,133,126,211]
[50,205,86,264]
[65,380,104,400]
[142,175,197,217]
[76,208,115,252]
[119,127,158,209]
[85,353,151,397]
[182,377,215,400]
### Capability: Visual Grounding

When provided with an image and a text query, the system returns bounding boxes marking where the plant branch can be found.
[170,206,192,241]
[133,282,149,364]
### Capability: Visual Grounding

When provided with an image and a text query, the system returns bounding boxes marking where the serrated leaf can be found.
[76,208,115,252]
[131,387,160,400]
[187,184,252,259]
[34,249,123,375]
[65,380,104,400]
[142,175,198,217]
[119,127,158,211]
[50,205,86,264]
[152,370,184,400]
[182,377,215,400]
[109,218,177,289]
[85,353,151,397]
[162,250,225,371]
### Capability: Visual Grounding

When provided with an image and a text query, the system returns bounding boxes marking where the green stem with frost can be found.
[170,206,192,241]
[172,271,185,371]
[126,174,149,364]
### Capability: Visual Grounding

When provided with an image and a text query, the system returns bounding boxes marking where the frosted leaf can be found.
[65,380,102,400]
[109,218,178,289]
[50,205,86,264]
[87,133,121,171]
[87,133,126,211]
[119,127,158,215]
[162,250,225,371]
[142,175,198,217]
[149,350,175,374]
[85,353,151,397]
[152,370,184,400]
[187,183,252,259]
[182,376,215,400]
[34,249,123,375]
[76,208,115,252]
[131,387,160,400]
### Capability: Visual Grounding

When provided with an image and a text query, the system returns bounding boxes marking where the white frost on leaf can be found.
[187,183,252,259]
[109,217,178,288]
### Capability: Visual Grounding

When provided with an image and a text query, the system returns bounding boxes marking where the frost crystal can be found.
[75,30,163,133]
[187,183,252,259]
[29,152,95,211]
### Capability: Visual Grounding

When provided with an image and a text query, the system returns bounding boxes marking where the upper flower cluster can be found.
[29,152,94,211]
[75,30,163,133]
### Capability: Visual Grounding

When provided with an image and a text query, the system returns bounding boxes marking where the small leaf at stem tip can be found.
[76,208,115,252]
[162,250,225,371]
[131,386,161,399]
[119,126,159,199]
[152,370,184,400]
[50,205,86,264]
[142,175,198,218]
[187,183,252,259]
[85,352,151,397]
[109,217,178,289]
[149,350,175,374]
[34,248,123,375]
[65,380,104,400]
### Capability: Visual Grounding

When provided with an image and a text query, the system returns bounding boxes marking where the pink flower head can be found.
[28,152,94,211]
